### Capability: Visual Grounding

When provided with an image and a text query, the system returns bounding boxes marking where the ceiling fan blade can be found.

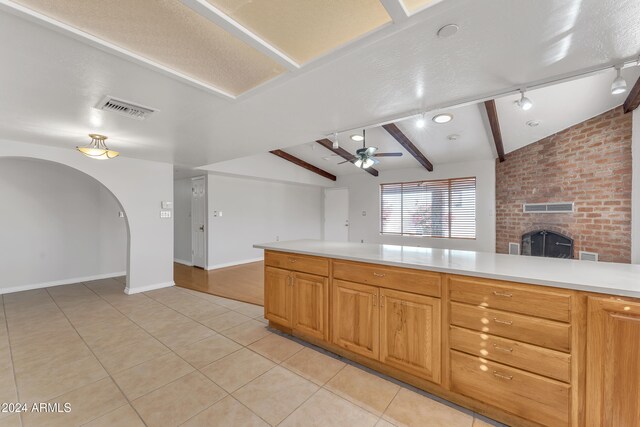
[337,156,357,164]
[372,152,403,157]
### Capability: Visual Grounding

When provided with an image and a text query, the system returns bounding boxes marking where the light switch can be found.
[161,201,173,209]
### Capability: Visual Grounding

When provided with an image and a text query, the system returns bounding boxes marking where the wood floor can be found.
[174,261,264,305]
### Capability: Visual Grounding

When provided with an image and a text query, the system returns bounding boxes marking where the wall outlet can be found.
[118,211,125,218]
[360,239,364,243]
[362,211,367,216]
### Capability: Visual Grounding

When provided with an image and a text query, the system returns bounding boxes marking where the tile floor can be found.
[0,279,504,426]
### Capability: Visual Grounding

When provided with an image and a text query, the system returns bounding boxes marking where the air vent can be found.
[508,242,520,255]
[523,202,574,214]
[579,251,598,262]
[95,96,156,120]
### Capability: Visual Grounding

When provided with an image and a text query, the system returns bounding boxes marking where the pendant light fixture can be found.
[332,132,339,149]
[515,89,533,111]
[77,134,119,160]
[611,66,627,95]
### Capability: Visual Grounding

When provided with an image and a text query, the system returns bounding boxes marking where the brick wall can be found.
[495,106,633,263]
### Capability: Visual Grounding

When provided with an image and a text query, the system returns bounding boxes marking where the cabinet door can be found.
[264,266,292,327]
[380,288,441,383]
[586,297,640,426]
[332,279,379,359]
[292,272,328,340]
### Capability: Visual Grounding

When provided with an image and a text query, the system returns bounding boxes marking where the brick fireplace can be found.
[495,106,633,263]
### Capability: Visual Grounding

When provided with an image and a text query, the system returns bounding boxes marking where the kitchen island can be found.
[255,240,640,427]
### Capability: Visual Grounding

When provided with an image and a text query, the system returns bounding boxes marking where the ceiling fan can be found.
[337,129,403,169]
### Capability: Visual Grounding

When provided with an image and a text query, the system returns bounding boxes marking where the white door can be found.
[191,177,206,268]
[324,188,349,242]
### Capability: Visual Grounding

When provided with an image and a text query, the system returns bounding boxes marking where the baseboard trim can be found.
[0,271,126,295]
[206,257,263,271]
[125,281,175,295]
[174,258,193,266]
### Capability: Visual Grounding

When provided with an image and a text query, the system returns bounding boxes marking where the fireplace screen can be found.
[521,230,573,259]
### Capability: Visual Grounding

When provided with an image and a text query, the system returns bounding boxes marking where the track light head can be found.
[611,67,627,95]
[416,113,426,128]
[332,133,339,149]
[515,90,533,111]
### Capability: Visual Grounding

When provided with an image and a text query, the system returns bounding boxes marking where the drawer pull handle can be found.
[493,371,513,381]
[373,272,386,278]
[493,318,513,326]
[493,344,513,353]
[492,291,512,297]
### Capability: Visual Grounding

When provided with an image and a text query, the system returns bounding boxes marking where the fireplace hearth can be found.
[522,230,573,259]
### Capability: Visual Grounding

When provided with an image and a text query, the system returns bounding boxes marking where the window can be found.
[380,177,476,239]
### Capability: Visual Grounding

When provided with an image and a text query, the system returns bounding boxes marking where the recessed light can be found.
[447,134,460,141]
[437,24,459,38]
[526,120,540,127]
[432,113,453,124]
[350,134,364,142]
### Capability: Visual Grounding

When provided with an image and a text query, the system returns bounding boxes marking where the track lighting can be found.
[611,67,627,95]
[332,133,339,149]
[416,113,426,128]
[515,90,533,111]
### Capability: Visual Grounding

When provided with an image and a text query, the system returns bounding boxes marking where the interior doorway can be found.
[191,176,207,268]
[324,187,349,242]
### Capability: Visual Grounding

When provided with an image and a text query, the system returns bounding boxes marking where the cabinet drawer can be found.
[450,326,571,382]
[451,350,570,427]
[449,275,571,322]
[450,302,571,352]
[333,261,440,297]
[265,251,329,277]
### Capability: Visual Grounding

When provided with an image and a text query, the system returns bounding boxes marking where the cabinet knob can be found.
[373,272,385,278]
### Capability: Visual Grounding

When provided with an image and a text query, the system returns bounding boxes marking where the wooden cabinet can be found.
[292,272,328,340]
[264,266,293,327]
[332,279,380,359]
[586,296,640,426]
[380,288,441,383]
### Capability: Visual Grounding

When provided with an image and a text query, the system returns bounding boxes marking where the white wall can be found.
[633,109,640,264]
[207,174,323,268]
[0,158,127,289]
[336,160,496,252]
[173,178,193,265]
[0,139,174,294]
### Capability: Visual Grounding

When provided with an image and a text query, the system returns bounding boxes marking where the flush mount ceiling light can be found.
[611,66,627,95]
[416,113,426,128]
[350,134,364,142]
[76,134,119,160]
[437,24,459,38]
[526,120,541,127]
[432,113,453,124]
[515,89,533,111]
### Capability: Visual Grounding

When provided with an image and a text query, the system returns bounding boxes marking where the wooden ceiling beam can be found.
[315,139,379,177]
[382,123,433,171]
[623,75,640,113]
[484,99,506,162]
[270,149,336,181]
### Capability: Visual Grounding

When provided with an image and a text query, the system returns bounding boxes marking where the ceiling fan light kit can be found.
[339,129,402,169]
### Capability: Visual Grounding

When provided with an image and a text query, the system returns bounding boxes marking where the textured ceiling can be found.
[12,0,286,95]
[206,0,391,64]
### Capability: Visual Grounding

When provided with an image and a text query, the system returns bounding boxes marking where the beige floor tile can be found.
[199,311,251,331]
[74,317,139,344]
[280,388,378,427]
[82,404,145,427]
[152,320,216,350]
[0,414,21,427]
[212,297,245,309]
[233,302,264,318]
[174,334,241,369]
[180,395,268,427]
[325,365,400,416]
[375,419,396,427]
[15,354,108,403]
[111,352,194,400]
[201,348,275,392]
[248,333,303,363]
[0,367,18,413]
[83,326,153,355]
[92,336,170,374]
[233,366,318,426]
[21,377,127,427]
[168,299,227,319]
[282,347,346,386]
[383,388,474,427]
[254,315,268,324]
[132,371,226,427]
[221,320,271,346]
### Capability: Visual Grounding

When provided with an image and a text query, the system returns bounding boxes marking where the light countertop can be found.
[254,239,640,298]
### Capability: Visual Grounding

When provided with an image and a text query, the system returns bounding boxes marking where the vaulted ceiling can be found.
[0,0,638,168]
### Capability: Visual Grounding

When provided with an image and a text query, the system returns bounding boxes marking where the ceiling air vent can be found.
[95,96,156,120]
[523,202,574,214]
